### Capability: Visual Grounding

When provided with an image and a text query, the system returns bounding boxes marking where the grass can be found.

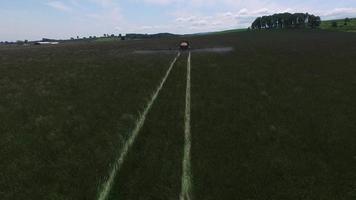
[321,18,356,32]
[107,52,188,200]
[98,52,180,200]
[0,42,176,199]
[214,28,248,34]
[94,37,122,42]
[195,28,248,36]
[189,30,356,200]
[1,29,356,199]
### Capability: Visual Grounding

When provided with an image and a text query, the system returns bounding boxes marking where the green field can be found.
[94,37,122,42]
[203,28,248,35]
[1,30,356,199]
[321,18,356,32]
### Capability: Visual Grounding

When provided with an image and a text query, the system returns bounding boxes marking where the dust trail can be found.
[180,52,192,200]
[97,52,181,200]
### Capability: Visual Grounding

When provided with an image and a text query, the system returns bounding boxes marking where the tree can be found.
[332,21,338,27]
[315,16,321,27]
[266,15,273,28]
[261,16,268,28]
[307,15,321,28]
[284,13,294,28]
[252,17,262,29]
[293,13,307,28]
[16,40,24,45]
[251,12,320,30]
[275,14,284,28]
[344,18,351,25]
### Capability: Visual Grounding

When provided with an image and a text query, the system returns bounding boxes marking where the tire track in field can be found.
[97,52,181,200]
[180,52,192,200]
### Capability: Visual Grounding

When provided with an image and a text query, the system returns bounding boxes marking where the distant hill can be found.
[212,28,248,34]
[320,18,356,32]
[125,33,179,39]
[186,28,248,36]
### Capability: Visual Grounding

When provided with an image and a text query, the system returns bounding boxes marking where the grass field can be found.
[94,37,122,42]
[321,18,356,32]
[203,28,248,35]
[1,30,356,200]
[0,42,177,199]
[190,30,356,199]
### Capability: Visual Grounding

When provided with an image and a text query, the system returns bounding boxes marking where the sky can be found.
[1,0,356,41]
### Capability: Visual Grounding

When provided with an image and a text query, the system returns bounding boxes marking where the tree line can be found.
[332,18,352,27]
[251,13,321,30]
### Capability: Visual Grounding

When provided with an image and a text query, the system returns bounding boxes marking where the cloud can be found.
[192,20,208,26]
[141,0,248,7]
[238,8,249,16]
[87,7,122,22]
[173,11,241,33]
[319,7,356,19]
[59,0,356,35]
[175,16,197,22]
[253,8,270,15]
[46,1,72,12]
[91,0,115,7]
[4,0,356,41]
[143,0,174,5]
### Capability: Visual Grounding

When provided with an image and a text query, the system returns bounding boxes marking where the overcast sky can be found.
[1,0,356,41]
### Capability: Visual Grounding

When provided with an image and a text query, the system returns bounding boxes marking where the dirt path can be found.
[180,52,193,200]
[106,52,187,200]
[97,52,181,200]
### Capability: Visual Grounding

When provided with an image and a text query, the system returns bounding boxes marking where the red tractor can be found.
[179,41,190,50]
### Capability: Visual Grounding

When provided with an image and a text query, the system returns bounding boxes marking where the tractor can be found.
[179,41,190,50]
